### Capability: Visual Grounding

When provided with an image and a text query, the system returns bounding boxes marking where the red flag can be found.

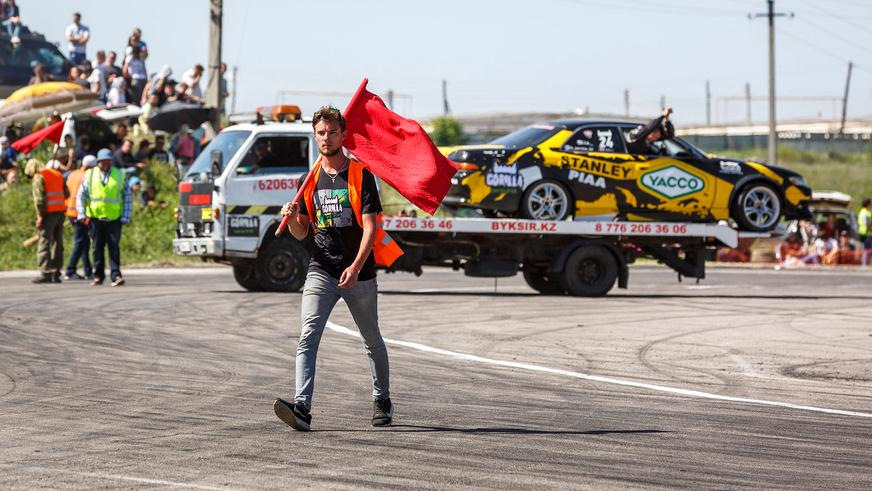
[343,78,457,215]
[11,120,64,154]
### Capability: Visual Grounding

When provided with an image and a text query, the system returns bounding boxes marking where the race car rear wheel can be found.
[732,183,782,232]
[520,180,572,221]
[559,246,618,297]
[522,266,566,295]
[256,237,309,292]
[232,260,262,291]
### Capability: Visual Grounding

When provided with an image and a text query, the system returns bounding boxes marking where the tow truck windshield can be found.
[184,130,251,180]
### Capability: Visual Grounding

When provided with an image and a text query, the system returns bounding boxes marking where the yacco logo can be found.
[640,165,705,199]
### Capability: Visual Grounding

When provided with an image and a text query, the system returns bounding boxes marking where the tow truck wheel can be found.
[559,246,617,297]
[520,180,572,221]
[232,260,262,291]
[522,266,566,295]
[732,183,782,232]
[256,238,309,292]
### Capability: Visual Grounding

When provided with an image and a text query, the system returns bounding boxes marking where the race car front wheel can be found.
[520,180,572,221]
[732,183,782,232]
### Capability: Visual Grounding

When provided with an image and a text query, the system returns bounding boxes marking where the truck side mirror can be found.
[210,150,222,176]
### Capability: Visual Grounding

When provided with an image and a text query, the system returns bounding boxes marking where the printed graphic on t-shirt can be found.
[314,188,353,228]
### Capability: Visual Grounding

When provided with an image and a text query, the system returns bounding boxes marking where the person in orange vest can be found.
[273,106,403,432]
[32,159,69,283]
[63,154,96,280]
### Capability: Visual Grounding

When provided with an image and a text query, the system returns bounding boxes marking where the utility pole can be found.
[750,0,793,164]
[840,61,853,134]
[386,89,395,111]
[206,0,223,127]
[660,95,666,111]
[624,89,630,117]
[231,65,238,115]
[705,80,711,126]
[745,82,752,125]
[441,79,450,115]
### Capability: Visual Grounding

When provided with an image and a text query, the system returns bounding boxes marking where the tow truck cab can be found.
[173,106,316,291]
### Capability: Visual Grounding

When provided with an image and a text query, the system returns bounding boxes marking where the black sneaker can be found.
[31,275,53,284]
[372,398,393,427]
[64,272,84,280]
[52,272,62,283]
[274,398,311,431]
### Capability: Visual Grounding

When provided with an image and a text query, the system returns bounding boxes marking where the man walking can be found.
[64,154,96,280]
[858,198,872,250]
[32,160,68,284]
[77,149,131,286]
[274,106,401,431]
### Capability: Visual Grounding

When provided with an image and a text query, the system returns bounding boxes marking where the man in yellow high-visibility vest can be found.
[859,199,871,250]
[77,148,132,287]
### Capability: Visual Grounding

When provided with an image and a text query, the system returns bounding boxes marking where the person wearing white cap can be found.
[32,159,69,283]
[63,154,96,280]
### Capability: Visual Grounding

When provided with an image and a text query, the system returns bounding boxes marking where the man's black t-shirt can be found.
[298,166,382,281]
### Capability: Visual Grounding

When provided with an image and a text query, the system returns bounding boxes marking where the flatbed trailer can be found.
[380,217,761,296]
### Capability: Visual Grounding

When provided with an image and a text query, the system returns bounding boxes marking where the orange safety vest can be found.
[302,158,403,268]
[65,168,86,218]
[40,168,66,214]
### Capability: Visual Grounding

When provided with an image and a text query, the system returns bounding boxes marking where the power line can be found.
[795,17,869,56]
[558,0,744,18]
[797,0,872,35]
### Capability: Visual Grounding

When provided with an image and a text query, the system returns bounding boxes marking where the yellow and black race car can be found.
[442,119,812,232]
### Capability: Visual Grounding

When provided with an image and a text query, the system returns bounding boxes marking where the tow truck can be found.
[173,109,764,296]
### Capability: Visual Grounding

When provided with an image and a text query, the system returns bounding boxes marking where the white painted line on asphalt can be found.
[49,470,226,490]
[326,321,872,420]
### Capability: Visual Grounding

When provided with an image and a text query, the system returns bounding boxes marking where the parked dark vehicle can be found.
[0,31,71,98]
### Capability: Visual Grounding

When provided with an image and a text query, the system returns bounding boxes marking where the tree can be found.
[430,117,465,146]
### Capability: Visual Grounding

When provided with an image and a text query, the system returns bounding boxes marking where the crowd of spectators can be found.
[776,216,872,267]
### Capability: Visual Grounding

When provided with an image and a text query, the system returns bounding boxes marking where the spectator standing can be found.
[859,198,872,250]
[90,51,109,101]
[149,134,170,162]
[2,0,21,40]
[29,63,48,85]
[128,28,148,58]
[0,135,18,189]
[32,159,68,283]
[133,140,151,162]
[181,64,204,100]
[107,76,127,106]
[65,12,90,65]
[113,138,145,175]
[77,148,131,287]
[0,135,18,184]
[171,126,197,174]
[136,92,159,135]
[123,47,148,104]
[64,154,96,280]
[69,66,88,90]
[105,51,122,78]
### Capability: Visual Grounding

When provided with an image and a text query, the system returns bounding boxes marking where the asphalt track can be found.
[1,266,871,489]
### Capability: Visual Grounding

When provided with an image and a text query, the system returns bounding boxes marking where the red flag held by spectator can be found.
[11,120,64,154]
[343,79,457,215]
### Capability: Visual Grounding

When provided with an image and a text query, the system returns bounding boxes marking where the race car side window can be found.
[561,126,625,154]
[236,136,310,175]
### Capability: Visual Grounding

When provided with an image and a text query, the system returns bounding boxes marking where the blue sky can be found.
[26,0,872,125]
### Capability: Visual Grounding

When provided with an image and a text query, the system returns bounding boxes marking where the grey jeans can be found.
[294,270,389,410]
